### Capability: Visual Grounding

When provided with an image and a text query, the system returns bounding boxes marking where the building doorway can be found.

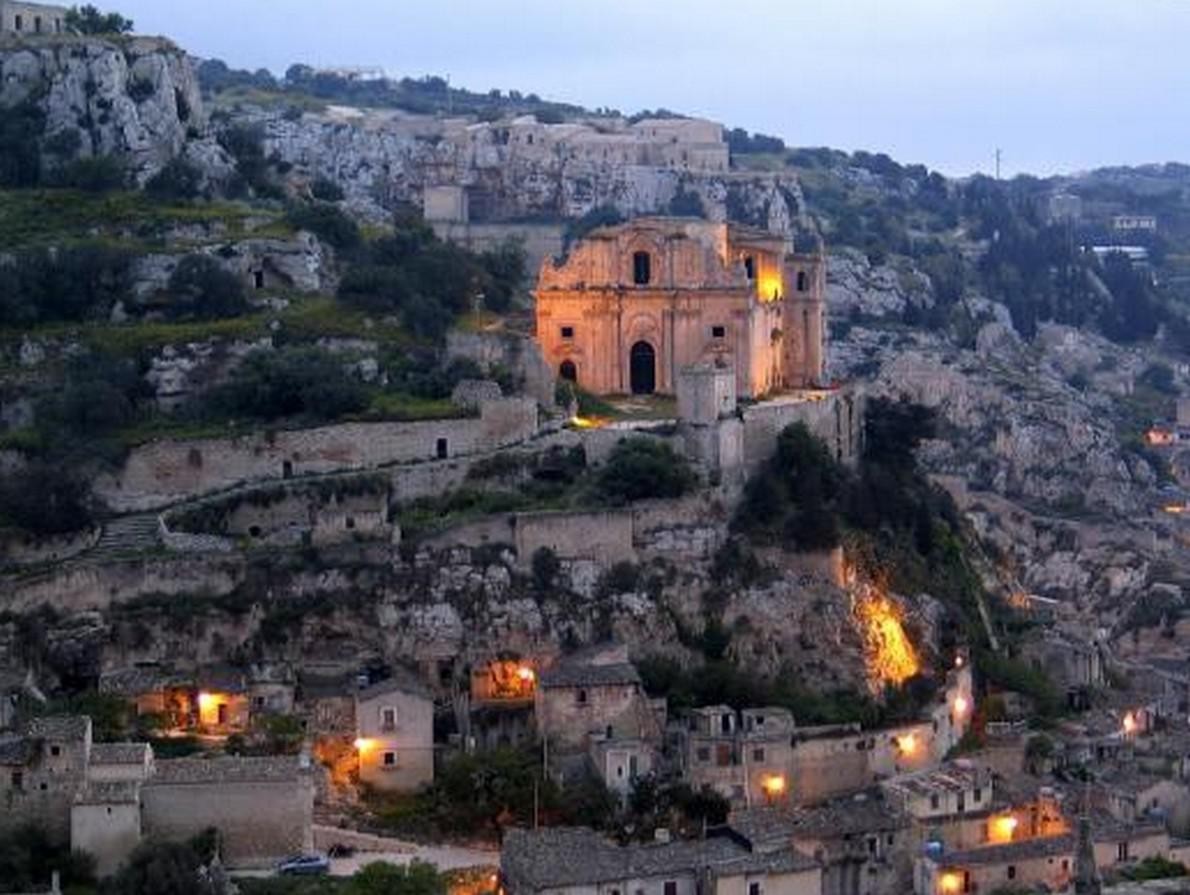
[629,341,656,395]
[559,360,577,383]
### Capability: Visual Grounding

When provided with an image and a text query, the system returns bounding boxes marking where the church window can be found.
[560,325,574,339]
[576,689,588,705]
[632,251,652,285]
[744,256,755,280]
[712,325,726,339]
[796,271,809,292]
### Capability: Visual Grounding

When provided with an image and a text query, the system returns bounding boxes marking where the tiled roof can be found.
[937,834,1074,866]
[881,761,989,800]
[148,755,307,786]
[0,734,34,765]
[731,794,904,843]
[501,828,817,891]
[540,661,641,689]
[91,742,151,765]
[25,715,90,741]
[298,672,355,700]
[98,666,173,696]
[357,667,433,702]
[75,780,141,805]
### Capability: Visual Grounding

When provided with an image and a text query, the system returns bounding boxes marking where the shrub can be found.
[287,201,361,250]
[0,243,134,325]
[145,157,204,201]
[205,346,367,423]
[0,463,92,536]
[65,4,134,34]
[0,100,45,188]
[53,155,128,192]
[165,254,247,320]
[309,176,345,202]
[531,547,560,591]
[593,438,695,504]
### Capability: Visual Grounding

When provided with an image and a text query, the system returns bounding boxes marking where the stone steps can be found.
[87,513,162,559]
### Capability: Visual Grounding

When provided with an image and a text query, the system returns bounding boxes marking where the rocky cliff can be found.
[0,32,223,181]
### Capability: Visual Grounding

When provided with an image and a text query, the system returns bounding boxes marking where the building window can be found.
[796,271,809,292]
[560,325,574,339]
[696,746,710,763]
[867,836,877,855]
[576,689,588,706]
[1118,842,1129,861]
[958,793,966,812]
[930,794,940,809]
[632,251,652,286]
[50,746,60,757]
[14,14,22,30]
[380,707,397,730]
[974,787,983,803]
[664,882,677,895]
[254,270,265,290]
[748,883,761,895]
[744,256,755,280]
[559,360,577,383]
[712,325,726,339]
[383,751,396,767]
[34,16,42,32]
[436,438,448,460]
[11,771,22,790]
[1007,865,1016,880]
[752,747,765,762]
[715,744,732,767]
[1061,860,1069,872]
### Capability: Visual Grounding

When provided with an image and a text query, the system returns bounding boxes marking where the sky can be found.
[120,0,1190,177]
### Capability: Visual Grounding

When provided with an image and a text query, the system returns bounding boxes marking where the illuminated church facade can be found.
[533,217,826,399]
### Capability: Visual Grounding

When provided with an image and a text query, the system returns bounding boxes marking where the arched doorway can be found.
[559,360,577,383]
[629,341,656,395]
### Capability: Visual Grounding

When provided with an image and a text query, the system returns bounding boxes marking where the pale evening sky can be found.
[121,0,1190,177]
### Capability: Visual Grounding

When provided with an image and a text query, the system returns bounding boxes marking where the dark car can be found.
[276,854,331,876]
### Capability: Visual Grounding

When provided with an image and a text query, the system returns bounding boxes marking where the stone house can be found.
[140,755,315,868]
[71,781,142,877]
[355,671,435,793]
[535,217,826,399]
[0,715,92,843]
[1021,631,1105,706]
[468,657,538,751]
[194,666,251,734]
[0,1,68,34]
[681,707,795,808]
[98,665,178,720]
[297,671,357,738]
[88,742,153,784]
[730,795,912,895]
[589,730,655,804]
[917,834,1074,895]
[536,649,658,753]
[500,826,821,895]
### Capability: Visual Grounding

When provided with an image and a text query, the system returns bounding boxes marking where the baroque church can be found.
[534,217,827,399]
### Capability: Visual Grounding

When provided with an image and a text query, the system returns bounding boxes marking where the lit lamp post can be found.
[761,774,787,804]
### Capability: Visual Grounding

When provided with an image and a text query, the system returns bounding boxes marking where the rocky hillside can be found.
[0,32,229,183]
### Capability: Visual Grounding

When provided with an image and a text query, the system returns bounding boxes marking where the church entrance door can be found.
[630,341,656,395]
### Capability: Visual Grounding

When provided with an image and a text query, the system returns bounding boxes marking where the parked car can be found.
[276,854,330,876]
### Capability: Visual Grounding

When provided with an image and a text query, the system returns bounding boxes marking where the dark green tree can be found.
[166,255,247,320]
[65,4,134,33]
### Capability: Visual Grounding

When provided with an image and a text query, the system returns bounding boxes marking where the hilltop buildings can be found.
[0,1,67,34]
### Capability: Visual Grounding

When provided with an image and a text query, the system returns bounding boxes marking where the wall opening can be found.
[560,325,574,339]
[632,251,652,286]
[14,14,22,30]
[282,460,293,479]
[559,360,577,383]
[436,437,449,459]
[744,256,755,280]
[796,270,809,292]
[711,325,726,339]
[253,270,265,290]
[629,341,656,395]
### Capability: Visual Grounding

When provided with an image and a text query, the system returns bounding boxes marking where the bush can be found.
[309,177,345,202]
[0,101,47,188]
[206,346,367,423]
[0,463,93,536]
[593,438,695,504]
[166,254,247,320]
[531,547,560,591]
[0,825,95,894]
[65,4,134,34]
[145,157,204,201]
[287,201,361,250]
[0,243,134,325]
[53,155,128,192]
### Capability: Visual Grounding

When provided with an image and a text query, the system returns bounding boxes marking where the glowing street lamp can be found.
[1123,712,1138,736]
[896,733,918,756]
[761,774,787,802]
[952,695,969,717]
[938,871,963,894]
[989,814,1018,844]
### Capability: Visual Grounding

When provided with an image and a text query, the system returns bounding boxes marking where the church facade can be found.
[533,217,826,399]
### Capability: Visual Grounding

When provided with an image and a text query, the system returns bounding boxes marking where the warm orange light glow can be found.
[988,814,1019,844]
[197,692,217,711]
[1147,428,1176,447]
[953,695,970,716]
[938,872,963,895]
[757,273,783,302]
[761,774,787,798]
[955,654,965,668]
[854,588,920,692]
[516,666,536,683]
[896,733,918,756]
[354,738,373,753]
[569,415,608,430]
[1164,504,1187,516]
[1123,712,1138,735]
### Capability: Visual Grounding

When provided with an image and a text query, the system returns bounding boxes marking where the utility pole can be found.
[995,148,1002,181]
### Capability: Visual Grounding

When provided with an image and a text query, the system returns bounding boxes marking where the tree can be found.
[594,438,695,504]
[53,155,128,192]
[347,861,444,895]
[310,177,345,202]
[166,255,247,320]
[205,347,367,423]
[146,158,204,201]
[100,840,206,895]
[65,4,134,34]
[287,201,361,251]
[531,547,560,591]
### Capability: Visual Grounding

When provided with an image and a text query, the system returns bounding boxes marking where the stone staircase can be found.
[86,513,162,560]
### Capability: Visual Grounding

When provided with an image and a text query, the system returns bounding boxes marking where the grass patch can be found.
[356,392,463,422]
[0,188,288,248]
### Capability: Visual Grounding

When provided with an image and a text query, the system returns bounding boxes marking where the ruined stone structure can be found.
[535,217,826,398]
[0,1,67,34]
